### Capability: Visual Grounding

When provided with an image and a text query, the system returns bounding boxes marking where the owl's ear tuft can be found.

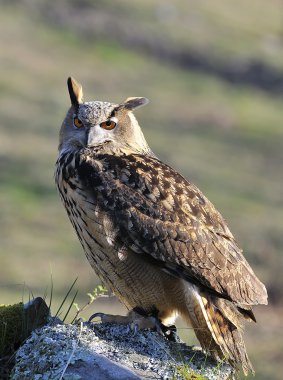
[67,77,83,106]
[123,97,149,110]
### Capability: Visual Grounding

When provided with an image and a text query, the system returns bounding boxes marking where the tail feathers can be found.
[187,288,254,376]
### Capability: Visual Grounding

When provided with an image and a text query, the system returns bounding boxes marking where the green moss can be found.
[0,303,24,356]
[0,298,49,356]
[173,364,211,380]
[173,364,208,379]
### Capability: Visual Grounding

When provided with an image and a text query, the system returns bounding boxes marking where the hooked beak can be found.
[87,124,113,147]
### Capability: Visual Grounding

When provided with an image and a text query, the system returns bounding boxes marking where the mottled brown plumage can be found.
[55,77,268,376]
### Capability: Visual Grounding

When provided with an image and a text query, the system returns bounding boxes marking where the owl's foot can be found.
[88,309,159,331]
[88,308,178,342]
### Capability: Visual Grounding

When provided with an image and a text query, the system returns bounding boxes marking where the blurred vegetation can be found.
[0,1,283,379]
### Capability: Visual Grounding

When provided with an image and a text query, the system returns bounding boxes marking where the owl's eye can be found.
[100,119,117,130]
[73,117,83,129]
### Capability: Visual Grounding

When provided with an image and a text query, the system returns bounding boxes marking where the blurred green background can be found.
[0,1,282,379]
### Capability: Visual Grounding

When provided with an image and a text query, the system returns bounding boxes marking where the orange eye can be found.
[74,117,83,128]
[100,119,117,130]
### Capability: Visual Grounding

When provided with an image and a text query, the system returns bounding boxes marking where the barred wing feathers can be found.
[78,151,267,308]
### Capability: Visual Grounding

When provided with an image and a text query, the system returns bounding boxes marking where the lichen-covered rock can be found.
[11,322,233,380]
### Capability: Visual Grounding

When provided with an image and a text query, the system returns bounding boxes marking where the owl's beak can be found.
[87,127,96,147]
[87,124,112,147]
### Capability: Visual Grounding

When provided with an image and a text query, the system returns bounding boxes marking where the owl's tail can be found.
[182,285,254,376]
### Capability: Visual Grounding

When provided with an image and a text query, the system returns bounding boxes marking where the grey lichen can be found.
[12,322,233,380]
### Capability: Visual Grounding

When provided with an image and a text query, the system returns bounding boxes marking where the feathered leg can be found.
[180,284,254,376]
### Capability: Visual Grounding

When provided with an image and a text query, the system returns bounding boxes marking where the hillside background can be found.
[0,1,282,379]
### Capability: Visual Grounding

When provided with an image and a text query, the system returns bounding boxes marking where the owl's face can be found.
[59,77,150,156]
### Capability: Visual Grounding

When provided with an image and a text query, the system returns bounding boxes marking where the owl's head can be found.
[59,77,151,156]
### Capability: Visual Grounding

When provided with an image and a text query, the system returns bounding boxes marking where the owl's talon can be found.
[88,312,106,323]
[88,312,134,325]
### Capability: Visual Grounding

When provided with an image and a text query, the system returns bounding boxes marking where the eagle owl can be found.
[55,77,267,375]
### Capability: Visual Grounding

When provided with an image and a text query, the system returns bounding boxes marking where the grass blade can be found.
[62,290,78,323]
[54,278,78,319]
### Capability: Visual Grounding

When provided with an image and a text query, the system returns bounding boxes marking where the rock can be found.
[11,322,233,380]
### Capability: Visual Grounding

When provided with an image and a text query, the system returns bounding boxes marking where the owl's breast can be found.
[55,152,114,255]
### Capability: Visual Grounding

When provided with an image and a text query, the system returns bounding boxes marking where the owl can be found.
[55,77,268,376]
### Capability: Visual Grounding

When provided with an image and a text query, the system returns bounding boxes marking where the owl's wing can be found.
[79,153,267,307]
